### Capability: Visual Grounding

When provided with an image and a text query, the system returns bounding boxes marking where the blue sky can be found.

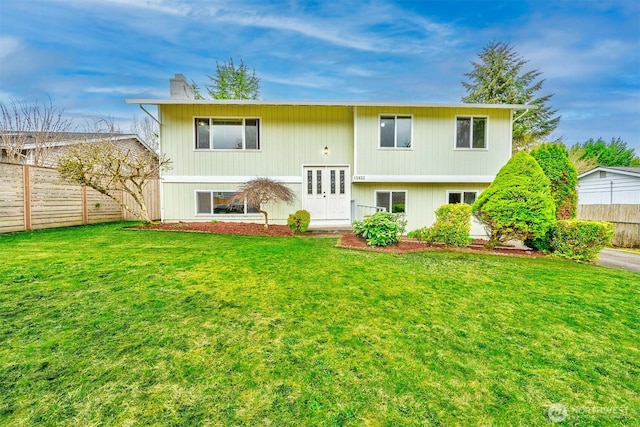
[1,0,638,151]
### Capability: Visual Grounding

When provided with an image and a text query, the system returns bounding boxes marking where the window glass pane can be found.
[245,119,259,149]
[307,170,313,195]
[196,191,212,214]
[448,192,462,204]
[339,170,345,194]
[330,170,336,194]
[195,118,210,149]
[391,192,406,213]
[316,170,322,194]
[212,119,243,149]
[456,118,471,148]
[463,192,477,205]
[246,203,259,214]
[213,192,241,214]
[396,117,412,148]
[472,118,486,148]
[380,116,395,147]
[376,192,391,212]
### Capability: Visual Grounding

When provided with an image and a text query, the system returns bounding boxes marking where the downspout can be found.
[511,106,531,153]
[610,180,613,204]
[139,104,160,125]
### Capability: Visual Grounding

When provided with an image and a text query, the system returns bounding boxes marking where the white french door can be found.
[302,166,350,221]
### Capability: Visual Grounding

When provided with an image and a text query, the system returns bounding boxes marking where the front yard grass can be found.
[0,222,638,426]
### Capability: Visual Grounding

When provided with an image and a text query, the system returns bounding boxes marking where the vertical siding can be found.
[162,182,303,224]
[355,107,512,176]
[351,182,489,236]
[160,105,354,178]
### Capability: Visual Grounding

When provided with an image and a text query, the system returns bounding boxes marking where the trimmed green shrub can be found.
[472,152,556,248]
[287,210,311,233]
[430,204,472,247]
[411,204,471,247]
[407,227,429,240]
[551,220,614,262]
[524,229,554,253]
[530,143,578,219]
[353,211,400,247]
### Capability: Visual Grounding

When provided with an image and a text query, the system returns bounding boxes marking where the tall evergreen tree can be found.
[462,41,560,152]
[207,58,260,100]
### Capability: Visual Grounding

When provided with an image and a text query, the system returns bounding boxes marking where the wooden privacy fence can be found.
[578,204,640,248]
[0,163,160,234]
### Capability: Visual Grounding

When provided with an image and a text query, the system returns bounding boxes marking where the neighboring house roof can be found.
[578,166,640,179]
[0,131,156,154]
[126,98,537,110]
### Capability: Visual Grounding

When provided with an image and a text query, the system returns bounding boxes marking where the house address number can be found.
[353,175,366,181]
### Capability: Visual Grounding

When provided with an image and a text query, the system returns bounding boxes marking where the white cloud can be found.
[202,1,455,54]
[64,0,192,16]
[85,86,167,98]
[0,36,21,62]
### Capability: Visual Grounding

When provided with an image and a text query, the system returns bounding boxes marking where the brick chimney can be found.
[170,74,195,100]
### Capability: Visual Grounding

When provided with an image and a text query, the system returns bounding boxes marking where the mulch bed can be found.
[137,221,295,236]
[135,221,544,257]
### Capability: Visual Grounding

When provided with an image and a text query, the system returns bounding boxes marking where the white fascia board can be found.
[352,175,495,183]
[126,99,537,110]
[578,167,640,179]
[163,175,302,184]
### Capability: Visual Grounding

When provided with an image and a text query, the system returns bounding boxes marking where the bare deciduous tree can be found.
[230,177,296,229]
[58,128,171,223]
[130,115,159,153]
[0,98,73,166]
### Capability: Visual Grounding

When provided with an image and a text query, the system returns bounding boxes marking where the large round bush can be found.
[472,152,556,248]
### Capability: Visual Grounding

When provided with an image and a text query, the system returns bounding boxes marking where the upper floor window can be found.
[448,190,478,205]
[380,115,412,148]
[195,118,260,150]
[456,116,486,149]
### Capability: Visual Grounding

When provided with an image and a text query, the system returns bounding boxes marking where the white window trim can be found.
[454,115,488,150]
[378,114,413,150]
[193,116,262,151]
[374,189,408,213]
[446,190,479,205]
[194,190,262,216]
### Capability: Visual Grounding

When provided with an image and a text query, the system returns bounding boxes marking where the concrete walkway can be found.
[596,249,640,274]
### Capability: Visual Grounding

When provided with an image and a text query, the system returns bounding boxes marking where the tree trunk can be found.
[260,208,269,230]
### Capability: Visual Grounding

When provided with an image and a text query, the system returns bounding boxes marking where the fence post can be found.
[81,184,88,224]
[23,165,31,231]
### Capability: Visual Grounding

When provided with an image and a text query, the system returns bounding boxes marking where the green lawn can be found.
[1,223,638,426]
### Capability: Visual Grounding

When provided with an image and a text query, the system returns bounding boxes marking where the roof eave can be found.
[578,166,640,179]
[125,99,538,110]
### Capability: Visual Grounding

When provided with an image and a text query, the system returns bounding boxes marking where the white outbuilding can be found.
[577,166,640,205]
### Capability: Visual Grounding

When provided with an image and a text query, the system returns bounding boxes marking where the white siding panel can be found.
[578,172,640,204]
[354,107,512,177]
[351,182,489,237]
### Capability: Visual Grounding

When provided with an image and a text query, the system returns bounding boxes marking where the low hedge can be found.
[408,204,471,247]
[551,220,614,262]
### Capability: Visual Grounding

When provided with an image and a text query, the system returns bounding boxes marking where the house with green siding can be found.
[127,74,533,236]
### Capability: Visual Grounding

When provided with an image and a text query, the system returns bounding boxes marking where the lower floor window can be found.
[196,191,258,214]
[375,191,406,213]
[448,191,477,205]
